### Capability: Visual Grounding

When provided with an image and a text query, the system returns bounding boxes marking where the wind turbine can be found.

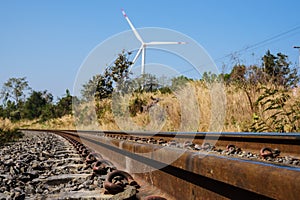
[121,9,186,75]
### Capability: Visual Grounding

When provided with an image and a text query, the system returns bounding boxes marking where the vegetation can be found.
[81,50,132,101]
[0,77,74,123]
[0,128,23,146]
[78,50,299,132]
[0,50,299,133]
[0,118,23,146]
[248,86,300,132]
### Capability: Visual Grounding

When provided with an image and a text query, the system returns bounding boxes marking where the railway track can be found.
[22,129,300,199]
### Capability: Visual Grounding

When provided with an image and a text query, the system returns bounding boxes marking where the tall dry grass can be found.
[71,81,256,132]
[10,115,76,130]
[0,118,16,131]
[6,83,299,132]
[0,118,23,145]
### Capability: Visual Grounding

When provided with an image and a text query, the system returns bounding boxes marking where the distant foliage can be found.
[81,51,132,101]
[0,77,74,122]
[0,77,31,106]
[171,75,192,90]
[0,77,32,121]
[127,74,161,93]
[23,90,53,120]
[81,75,104,101]
[262,50,299,88]
[201,72,219,84]
[54,89,73,118]
[229,65,246,83]
[159,87,172,94]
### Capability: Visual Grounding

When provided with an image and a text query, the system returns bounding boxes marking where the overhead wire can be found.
[215,25,300,62]
[179,24,300,75]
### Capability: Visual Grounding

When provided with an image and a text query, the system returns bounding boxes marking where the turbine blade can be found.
[121,9,144,43]
[132,46,143,64]
[146,41,187,45]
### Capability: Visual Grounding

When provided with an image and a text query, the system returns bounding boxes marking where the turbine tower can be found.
[122,9,186,75]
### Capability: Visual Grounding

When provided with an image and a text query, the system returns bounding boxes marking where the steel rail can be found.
[102,131,300,155]
[22,129,300,200]
[35,129,300,155]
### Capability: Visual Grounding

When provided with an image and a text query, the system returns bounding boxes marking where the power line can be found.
[179,24,300,75]
[215,25,300,62]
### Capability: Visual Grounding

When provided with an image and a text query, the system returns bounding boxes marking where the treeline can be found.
[82,50,298,99]
[0,77,74,122]
[80,51,194,101]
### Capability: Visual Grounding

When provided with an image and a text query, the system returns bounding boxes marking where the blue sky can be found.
[1,1,300,99]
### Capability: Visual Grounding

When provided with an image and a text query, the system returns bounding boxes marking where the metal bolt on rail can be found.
[92,159,116,175]
[104,170,140,195]
[260,147,281,158]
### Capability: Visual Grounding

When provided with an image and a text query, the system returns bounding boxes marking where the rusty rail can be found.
[101,131,300,156]
[23,129,300,199]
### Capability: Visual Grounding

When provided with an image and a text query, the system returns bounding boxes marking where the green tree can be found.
[262,50,298,87]
[0,77,31,106]
[55,89,73,117]
[105,50,132,94]
[171,75,192,90]
[262,50,276,77]
[202,72,218,83]
[229,65,246,83]
[81,51,132,100]
[2,100,20,121]
[128,74,160,93]
[40,103,55,121]
[109,51,132,85]
[81,75,103,101]
[143,74,159,92]
[219,73,231,84]
[23,90,52,120]
[95,74,113,100]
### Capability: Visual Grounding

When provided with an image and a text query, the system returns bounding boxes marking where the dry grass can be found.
[0,118,23,145]
[5,83,299,132]
[82,81,254,132]
[0,118,16,131]
[11,115,76,130]
[223,85,253,132]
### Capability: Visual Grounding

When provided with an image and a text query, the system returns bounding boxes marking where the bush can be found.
[159,87,172,94]
[129,96,147,117]
[246,86,300,132]
[0,128,23,146]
